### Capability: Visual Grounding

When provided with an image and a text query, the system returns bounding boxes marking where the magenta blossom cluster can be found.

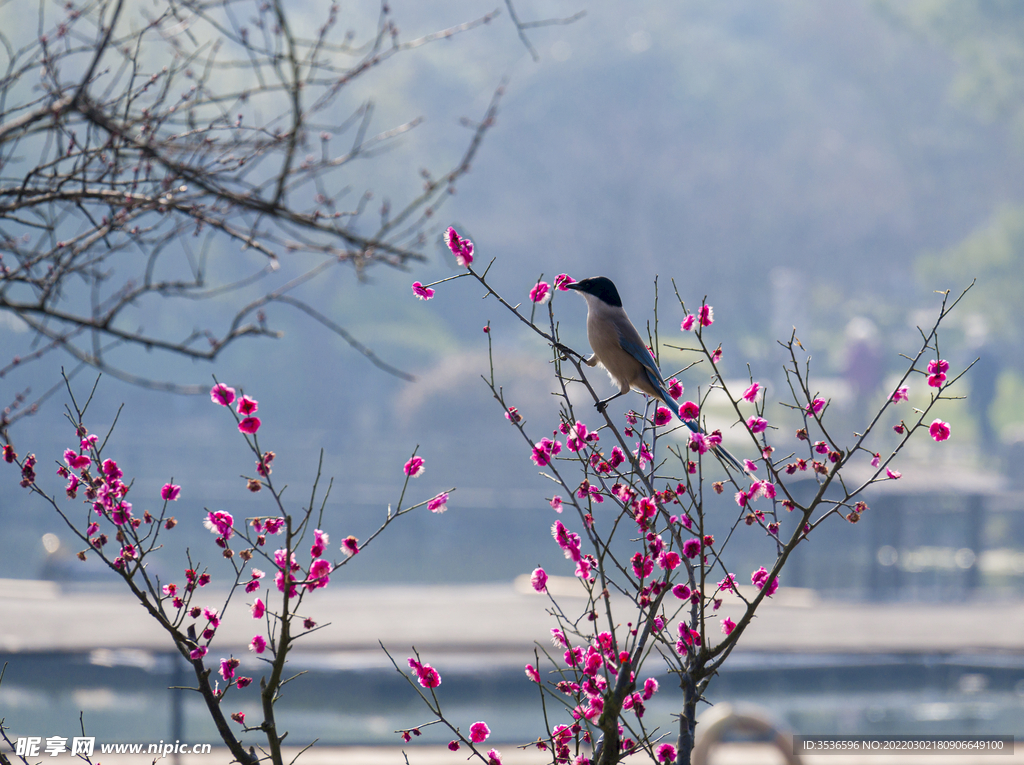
[210,384,261,434]
[444,226,474,267]
[408,657,442,689]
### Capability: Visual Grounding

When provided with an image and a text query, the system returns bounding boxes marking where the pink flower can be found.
[682,538,701,559]
[190,646,207,660]
[504,406,522,423]
[404,455,425,477]
[743,459,758,473]
[886,468,902,480]
[411,281,435,300]
[444,227,474,267]
[927,359,949,375]
[204,511,234,539]
[721,618,736,635]
[161,483,180,501]
[529,281,551,304]
[220,657,239,681]
[805,398,826,415]
[892,387,909,403]
[654,407,672,427]
[742,382,761,402]
[751,566,778,596]
[249,635,267,654]
[237,395,258,416]
[531,567,548,592]
[408,657,442,689]
[554,274,574,291]
[487,749,502,765]
[308,558,332,589]
[525,664,540,683]
[697,305,714,327]
[238,416,261,434]
[642,677,659,700]
[210,383,236,406]
[679,401,700,420]
[448,741,460,752]
[531,437,561,466]
[341,535,360,556]
[747,416,767,434]
[427,492,449,513]
[469,722,490,743]
[680,314,696,331]
[928,372,946,388]
[711,346,723,363]
[672,583,691,599]
[929,419,951,442]
[656,744,677,763]
[63,449,91,471]
[687,431,708,456]
[550,495,563,512]
[310,528,329,558]
[251,598,265,619]
[667,378,683,399]
[659,551,681,571]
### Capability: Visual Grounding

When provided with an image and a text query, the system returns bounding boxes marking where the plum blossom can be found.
[404,455,425,477]
[680,314,696,331]
[747,416,768,434]
[654,407,672,427]
[237,395,258,416]
[679,401,700,419]
[927,359,949,388]
[210,384,236,406]
[249,635,267,654]
[469,722,490,743]
[656,744,677,763]
[525,664,540,683]
[411,281,435,300]
[554,274,574,290]
[341,535,360,556]
[408,657,442,688]
[251,598,265,619]
[892,387,909,403]
[204,511,234,540]
[929,419,951,442]
[531,567,548,592]
[688,431,709,455]
[310,529,329,558]
[667,378,683,399]
[307,558,332,589]
[161,483,180,501]
[805,398,826,415]
[697,305,714,327]
[531,437,562,466]
[238,416,261,434]
[742,382,761,402]
[751,566,779,596]
[428,493,449,513]
[721,618,736,635]
[444,227,474,267]
[682,538,701,559]
[63,449,91,471]
[886,468,902,480]
[529,281,551,304]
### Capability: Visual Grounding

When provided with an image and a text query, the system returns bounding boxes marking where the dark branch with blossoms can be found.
[4,375,453,765]
[398,228,968,765]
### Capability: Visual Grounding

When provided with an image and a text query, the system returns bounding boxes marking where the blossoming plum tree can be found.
[2,375,452,765]
[394,228,968,765]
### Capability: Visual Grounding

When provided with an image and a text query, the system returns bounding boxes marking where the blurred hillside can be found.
[3,0,1024,587]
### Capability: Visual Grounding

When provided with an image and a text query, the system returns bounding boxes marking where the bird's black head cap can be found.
[566,276,622,308]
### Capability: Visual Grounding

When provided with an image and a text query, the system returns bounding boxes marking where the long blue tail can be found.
[651,377,745,474]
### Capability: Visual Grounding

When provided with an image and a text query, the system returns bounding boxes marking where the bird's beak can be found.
[564,282,580,291]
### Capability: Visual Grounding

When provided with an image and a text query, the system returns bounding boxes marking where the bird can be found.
[566,275,744,472]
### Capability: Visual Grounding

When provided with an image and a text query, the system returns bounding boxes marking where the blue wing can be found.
[619,333,745,473]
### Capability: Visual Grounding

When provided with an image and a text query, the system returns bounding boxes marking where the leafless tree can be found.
[0,0,582,436]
